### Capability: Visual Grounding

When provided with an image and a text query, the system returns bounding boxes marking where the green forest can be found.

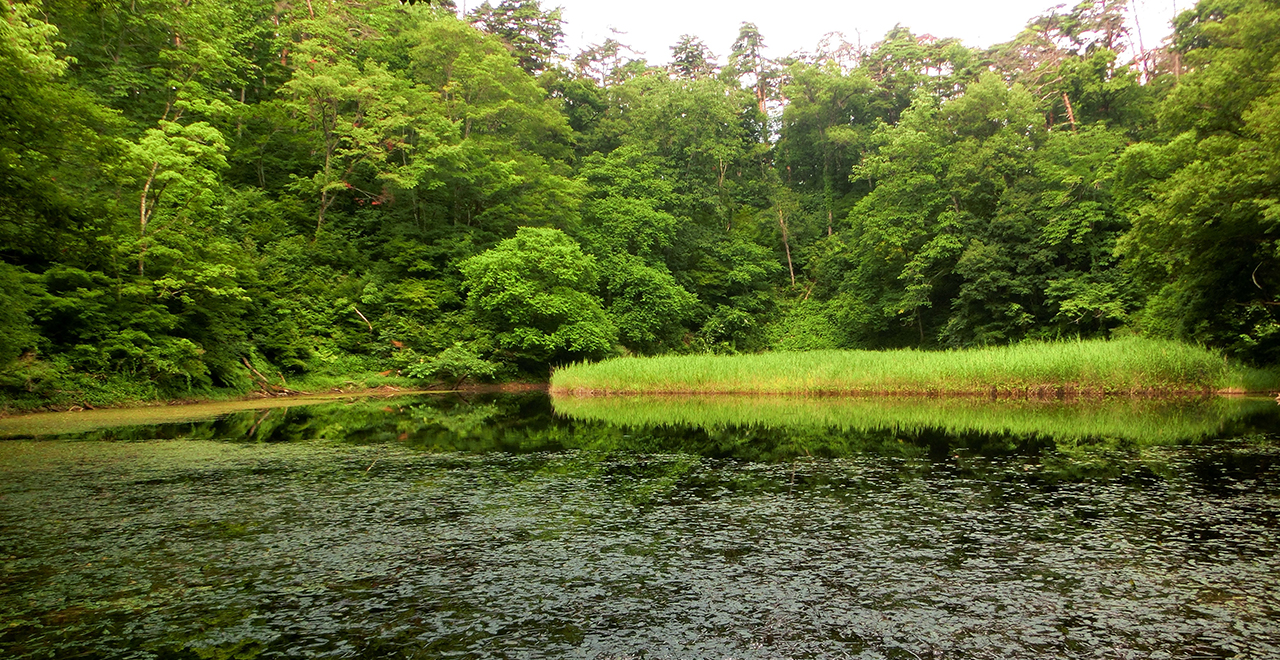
[1,0,1278,406]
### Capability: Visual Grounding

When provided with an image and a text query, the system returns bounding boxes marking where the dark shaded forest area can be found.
[1,0,1278,404]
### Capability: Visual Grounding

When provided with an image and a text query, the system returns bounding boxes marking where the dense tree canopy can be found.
[1,0,1274,405]
[1116,0,1280,362]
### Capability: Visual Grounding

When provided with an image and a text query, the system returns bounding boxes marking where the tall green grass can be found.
[551,337,1280,396]
[552,394,1272,445]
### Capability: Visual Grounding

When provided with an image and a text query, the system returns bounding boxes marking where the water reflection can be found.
[553,393,1279,445]
[10,392,1276,459]
[1,393,1278,659]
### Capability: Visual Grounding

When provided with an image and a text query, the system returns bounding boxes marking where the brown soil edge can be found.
[0,381,549,419]
[550,385,1276,399]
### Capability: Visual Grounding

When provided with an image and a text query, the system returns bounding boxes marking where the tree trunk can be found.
[139,161,159,236]
[778,207,795,286]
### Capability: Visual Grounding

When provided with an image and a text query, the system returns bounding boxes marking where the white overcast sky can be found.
[465,0,1184,65]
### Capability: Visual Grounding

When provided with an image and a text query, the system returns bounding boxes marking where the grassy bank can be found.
[551,338,1280,397]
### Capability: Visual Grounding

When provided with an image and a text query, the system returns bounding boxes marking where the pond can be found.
[1,393,1278,659]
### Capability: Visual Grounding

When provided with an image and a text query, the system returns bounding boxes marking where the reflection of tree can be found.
[51,392,1278,487]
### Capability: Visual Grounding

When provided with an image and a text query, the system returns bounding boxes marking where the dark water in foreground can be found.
[1,394,1279,659]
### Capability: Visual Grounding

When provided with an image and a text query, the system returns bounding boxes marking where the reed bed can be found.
[552,394,1271,445]
[550,337,1279,397]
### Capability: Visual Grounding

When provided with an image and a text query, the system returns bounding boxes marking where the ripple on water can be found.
[0,393,1278,659]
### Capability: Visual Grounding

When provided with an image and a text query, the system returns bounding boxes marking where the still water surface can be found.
[1,393,1278,659]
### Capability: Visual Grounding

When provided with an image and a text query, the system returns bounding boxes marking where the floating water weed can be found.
[2,393,1278,659]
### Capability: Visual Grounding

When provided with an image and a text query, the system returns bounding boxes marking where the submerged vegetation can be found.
[552,337,1280,396]
[2,0,1280,407]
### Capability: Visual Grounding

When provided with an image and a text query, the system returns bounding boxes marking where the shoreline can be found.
[2,381,1270,439]
[3,378,1257,429]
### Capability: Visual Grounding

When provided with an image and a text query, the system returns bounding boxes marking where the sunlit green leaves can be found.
[1116,0,1280,363]
[283,37,440,232]
[461,227,616,365]
[130,119,229,238]
[841,73,1133,347]
[0,0,69,77]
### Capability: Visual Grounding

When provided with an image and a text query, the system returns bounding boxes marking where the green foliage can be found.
[576,146,680,257]
[1,0,1278,409]
[598,254,697,354]
[282,36,433,232]
[776,61,878,228]
[2,1,67,77]
[831,73,1133,348]
[461,227,616,367]
[991,0,1159,138]
[0,263,37,367]
[572,145,703,354]
[406,16,580,234]
[1116,0,1280,364]
[466,0,564,75]
[669,35,717,79]
[404,343,499,385]
[765,299,841,351]
[131,119,229,238]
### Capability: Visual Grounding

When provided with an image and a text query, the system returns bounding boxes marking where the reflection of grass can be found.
[552,394,1274,444]
[552,337,1280,396]
[0,391,435,438]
